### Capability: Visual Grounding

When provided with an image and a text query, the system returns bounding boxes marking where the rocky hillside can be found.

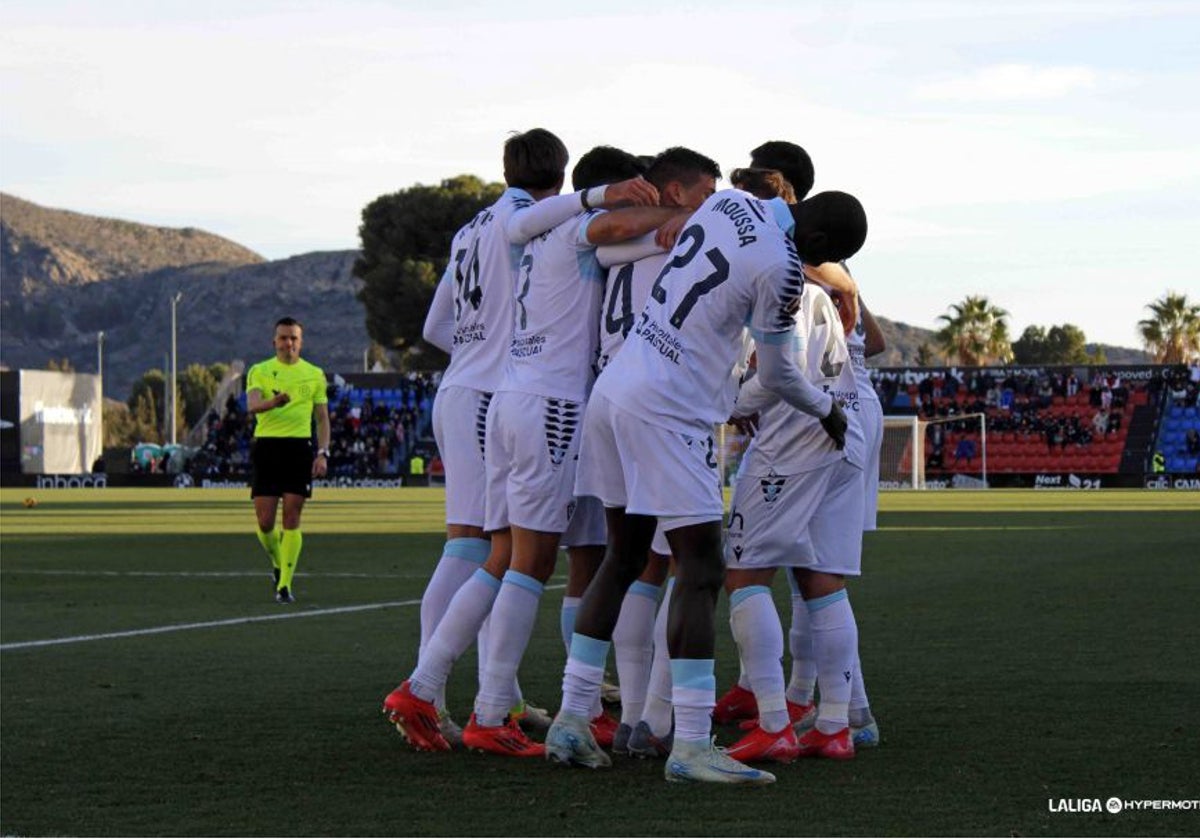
[1,192,264,293]
[1,195,371,398]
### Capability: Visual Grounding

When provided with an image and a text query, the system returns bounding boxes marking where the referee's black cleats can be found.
[275,586,295,604]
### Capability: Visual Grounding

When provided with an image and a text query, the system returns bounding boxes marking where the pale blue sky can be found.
[3,0,1198,348]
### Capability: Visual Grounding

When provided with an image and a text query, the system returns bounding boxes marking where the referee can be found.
[246,316,331,603]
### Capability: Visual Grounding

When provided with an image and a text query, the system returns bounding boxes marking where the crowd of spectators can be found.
[188,372,441,480]
[870,367,1153,471]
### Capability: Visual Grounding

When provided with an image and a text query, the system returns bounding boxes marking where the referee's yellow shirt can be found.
[246,357,328,438]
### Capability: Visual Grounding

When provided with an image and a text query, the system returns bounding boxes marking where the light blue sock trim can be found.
[568,633,611,668]
[471,567,502,592]
[670,658,716,691]
[628,580,661,601]
[806,589,848,612]
[560,602,578,644]
[444,537,490,565]
[502,569,544,596]
[730,584,772,609]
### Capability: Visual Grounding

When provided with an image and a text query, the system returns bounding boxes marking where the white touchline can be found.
[0,584,565,651]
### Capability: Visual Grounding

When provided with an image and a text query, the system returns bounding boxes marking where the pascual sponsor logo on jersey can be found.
[633,316,682,364]
[509,334,546,359]
[453,323,486,347]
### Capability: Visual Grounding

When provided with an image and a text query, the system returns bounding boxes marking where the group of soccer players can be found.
[379,128,883,786]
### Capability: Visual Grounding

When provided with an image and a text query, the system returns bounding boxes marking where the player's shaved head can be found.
[790,191,867,266]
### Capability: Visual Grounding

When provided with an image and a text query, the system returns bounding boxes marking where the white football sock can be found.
[640,578,674,737]
[612,580,660,726]
[808,590,858,734]
[410,568,500,703]
[787,593,817,706]
[729,585,788,733]
[670,658,715,744]
[474,571,543,727]
[561,633,609,719]
[418,538,489,710]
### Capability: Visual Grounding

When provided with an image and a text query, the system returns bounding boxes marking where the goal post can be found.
[882,413,989,490]
[881,415,924,489]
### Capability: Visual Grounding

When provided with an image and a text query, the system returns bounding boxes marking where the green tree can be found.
[103,400,138,448]
[354,175,504,368]
[179,363,220,428]
[126,369,185,443]
[1138,292,1200,364]
[1012,323,1091,365]
[915,343,937,366]
[936,295,1013,365]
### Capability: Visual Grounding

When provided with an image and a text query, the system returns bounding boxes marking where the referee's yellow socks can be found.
[256,528,281,570]
[278,529,303,590]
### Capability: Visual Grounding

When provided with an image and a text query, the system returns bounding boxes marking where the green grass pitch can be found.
[1,488,1197,836]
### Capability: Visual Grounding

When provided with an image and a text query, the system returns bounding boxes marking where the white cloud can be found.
[914,64,1099,101]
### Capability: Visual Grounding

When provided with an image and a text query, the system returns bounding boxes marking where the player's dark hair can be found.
[750,140,815,201]
[504,128,569,191]
[645,147,722,192]
[275,316,303,331]
[729,167,796,203]
[571,145,646,191]
[790,191,867,265]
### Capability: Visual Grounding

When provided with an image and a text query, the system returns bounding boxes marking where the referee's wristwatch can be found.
[316,448,330,458]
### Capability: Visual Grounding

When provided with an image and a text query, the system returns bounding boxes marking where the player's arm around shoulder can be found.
[585,206,688,246]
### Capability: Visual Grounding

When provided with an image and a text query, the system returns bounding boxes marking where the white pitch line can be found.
[0,599,422,651]
[1,584,565,652]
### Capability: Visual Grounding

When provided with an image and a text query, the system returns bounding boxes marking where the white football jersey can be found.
[845,294,882,408]
[594,189,801,434]
[499,211,605,402]
[595,235,669,375]
[439,187,592,392]
[736,283,866,474]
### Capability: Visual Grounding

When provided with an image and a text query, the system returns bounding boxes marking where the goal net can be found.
[881,416,923,489]
[881,413,989,489]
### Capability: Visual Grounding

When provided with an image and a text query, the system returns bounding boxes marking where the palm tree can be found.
[935,295,1013,365]
[1138,292,1200,364]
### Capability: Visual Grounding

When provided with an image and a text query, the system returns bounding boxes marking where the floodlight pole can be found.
[170,292,183,445]
[97,331,105,392]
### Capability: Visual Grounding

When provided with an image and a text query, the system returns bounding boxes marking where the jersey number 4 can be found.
[649,225,731,329]
[453,242,483,320]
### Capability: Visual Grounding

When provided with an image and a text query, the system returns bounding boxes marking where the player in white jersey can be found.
[461,146,691,757]
[545,186,867,785]
[720,278,867,763]
[784,260,886,750]
[383,129,658,752]
[713,153,885,752]
[585,147,723,756]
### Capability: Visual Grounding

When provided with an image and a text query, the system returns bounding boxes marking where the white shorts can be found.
[562,495,607,547]
[725,458,865,576]
[432,385,491,528]
[560,494,673,555]
[859,397,883,531]
[575,392,723,521]
[484,390,584,534]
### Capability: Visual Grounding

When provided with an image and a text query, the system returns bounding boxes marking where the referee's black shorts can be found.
[251,437,314,499]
